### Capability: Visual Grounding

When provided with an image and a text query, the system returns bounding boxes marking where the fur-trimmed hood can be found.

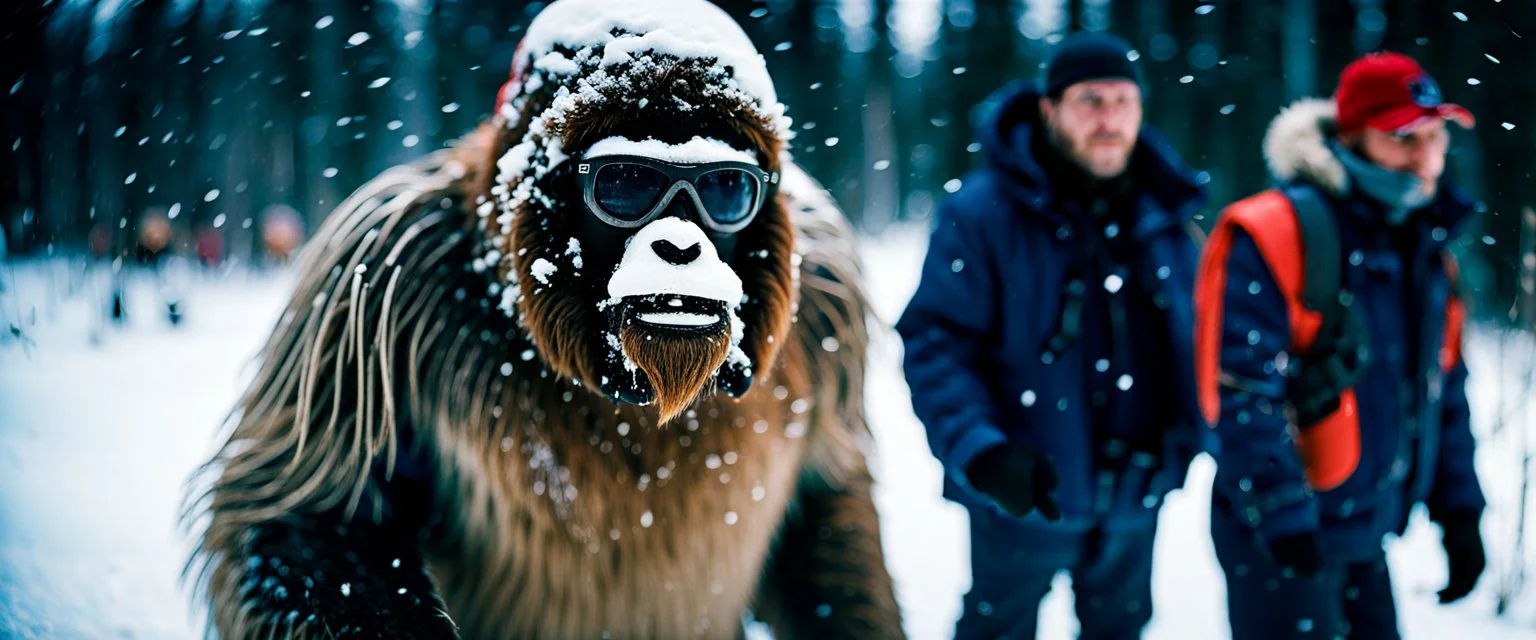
[1262,97,1351,196]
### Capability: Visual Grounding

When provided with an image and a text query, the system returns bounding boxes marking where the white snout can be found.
[606,218,743,305]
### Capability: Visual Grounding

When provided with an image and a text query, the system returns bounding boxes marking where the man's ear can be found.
[1038,96,1055,126]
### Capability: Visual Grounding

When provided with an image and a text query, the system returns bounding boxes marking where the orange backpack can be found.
[1195,184,1370,490]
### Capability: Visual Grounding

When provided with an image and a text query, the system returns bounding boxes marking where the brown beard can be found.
[618,324,732,424]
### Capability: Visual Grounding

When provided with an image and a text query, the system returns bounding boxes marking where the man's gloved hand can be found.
[1436,513,1486,604]
[965,442,1062,521]
[1265,531,1324,579]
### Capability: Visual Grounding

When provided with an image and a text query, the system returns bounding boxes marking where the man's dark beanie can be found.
[1042,32,1143,98]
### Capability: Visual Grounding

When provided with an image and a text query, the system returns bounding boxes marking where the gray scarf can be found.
[1328,139,1434,225]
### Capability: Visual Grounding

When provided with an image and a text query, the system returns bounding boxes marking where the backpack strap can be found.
[1284,183,1343,327]
[1277,183,1370,428]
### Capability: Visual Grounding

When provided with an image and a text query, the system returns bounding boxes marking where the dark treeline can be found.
[1,0,1532,320]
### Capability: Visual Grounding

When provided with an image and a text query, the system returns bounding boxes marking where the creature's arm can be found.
[226,498,455,637]
[188,155,469,639]
[198,451,458,639]
[753,472,904,639]
[757,164,903,637]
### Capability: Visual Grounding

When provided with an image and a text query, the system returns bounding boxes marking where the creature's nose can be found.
[651,239,702,266]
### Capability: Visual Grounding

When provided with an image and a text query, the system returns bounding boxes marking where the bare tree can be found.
[1495,207,1536,618]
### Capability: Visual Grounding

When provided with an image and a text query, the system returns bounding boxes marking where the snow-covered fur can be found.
[184,1,900,638]
[1262,97,1350,195]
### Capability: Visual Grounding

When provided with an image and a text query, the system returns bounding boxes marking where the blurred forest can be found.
[0,0,1533,321]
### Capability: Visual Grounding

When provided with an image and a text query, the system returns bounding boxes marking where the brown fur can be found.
[186,46,900,640]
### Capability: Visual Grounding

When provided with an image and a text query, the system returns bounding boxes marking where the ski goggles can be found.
[575,155,779,234]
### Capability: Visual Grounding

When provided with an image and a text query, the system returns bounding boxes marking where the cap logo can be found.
[1408,73,1443,108]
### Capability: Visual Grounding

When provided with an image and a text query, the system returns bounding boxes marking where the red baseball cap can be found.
[1335,52,1474,134]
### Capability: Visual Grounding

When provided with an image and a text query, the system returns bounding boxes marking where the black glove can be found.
[1265,531,1324,579]
[965,443,1062,521]
[1437,513,1486,603]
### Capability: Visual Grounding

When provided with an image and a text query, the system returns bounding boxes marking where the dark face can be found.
[487,54,794,425]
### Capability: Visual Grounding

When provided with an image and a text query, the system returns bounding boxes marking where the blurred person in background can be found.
[897,32,1209,639]
[1196,51,1485,639]
[196,226,224,269]
[259,204,305,268]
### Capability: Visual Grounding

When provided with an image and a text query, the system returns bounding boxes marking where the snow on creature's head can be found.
[471,0,798,424]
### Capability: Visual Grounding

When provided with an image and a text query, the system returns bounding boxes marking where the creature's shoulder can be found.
[776,161,875,489]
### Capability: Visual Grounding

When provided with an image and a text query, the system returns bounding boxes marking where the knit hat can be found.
[1042,32,1143,98]
[1335,52,1473,134]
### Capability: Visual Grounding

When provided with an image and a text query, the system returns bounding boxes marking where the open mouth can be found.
[620,294,729,334]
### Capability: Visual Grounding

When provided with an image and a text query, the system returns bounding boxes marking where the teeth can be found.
[638,312,719,327]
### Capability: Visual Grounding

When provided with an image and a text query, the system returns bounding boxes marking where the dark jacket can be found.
[1201,98,1485,561]
[896,83,1209,533]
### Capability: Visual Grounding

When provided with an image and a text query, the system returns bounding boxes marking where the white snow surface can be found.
[2,230,1536,638]
[605,217,744,305]
[585,135,759,165]
[518,0,777,106]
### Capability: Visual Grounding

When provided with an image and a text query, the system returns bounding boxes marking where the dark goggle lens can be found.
[695,169,759,225]
[594,163,670,221]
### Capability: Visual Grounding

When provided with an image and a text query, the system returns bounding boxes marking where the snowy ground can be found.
[2,230,1535,638]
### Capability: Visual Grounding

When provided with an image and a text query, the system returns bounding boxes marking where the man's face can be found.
[1352,118,1449,198]
[1039,79,1143,179]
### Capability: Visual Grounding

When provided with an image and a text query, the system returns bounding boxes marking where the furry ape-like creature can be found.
[184,1,903,638]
